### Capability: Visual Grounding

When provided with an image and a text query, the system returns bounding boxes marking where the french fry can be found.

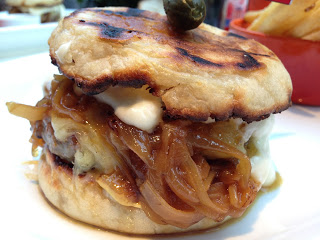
[302,29,320,41]
[286,0,320,38]
[244,9,262,24]
[248,0,318,37]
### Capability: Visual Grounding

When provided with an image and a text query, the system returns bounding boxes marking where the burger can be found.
[5,0,64,23]
[7,7,292,235]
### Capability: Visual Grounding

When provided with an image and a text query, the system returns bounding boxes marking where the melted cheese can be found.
[52,114,120,173]
[241,115,276,187]
[55,41,72,64]
[57,84,276,187]
[94,86,162,133]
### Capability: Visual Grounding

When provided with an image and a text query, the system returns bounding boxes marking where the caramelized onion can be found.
[228,183,242,208]
[167,137,228,214]
[111,120,154,167]
[51,78,84,123]
[182,154,229,214]
[29,76,260,228]
[97,170,139,208]
[166,167,199,204]
[140,180,203,229]
[6,102,48,121]
[189,131,251,189]
[203,171,215,191]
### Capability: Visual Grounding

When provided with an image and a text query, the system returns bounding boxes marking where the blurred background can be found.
[0,0,271,28]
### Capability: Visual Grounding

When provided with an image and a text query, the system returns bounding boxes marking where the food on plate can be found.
[5,0,65,23]
[245,0,320,41]
[7,7,292,234]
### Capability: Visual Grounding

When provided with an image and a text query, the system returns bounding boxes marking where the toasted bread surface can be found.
[49,7,292,122]
[39,150,227,234]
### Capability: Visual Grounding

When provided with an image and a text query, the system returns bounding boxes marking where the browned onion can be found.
[111,120,154,167]
[29,76,259,228]
[104,117,254,225]
[189,131,251,189]
[203,171,215,191]
[166,136,227,212]
[181,152,229,214]
[140,180,203,229]
[52,77,84,123]
[6,102,48,121]
[165,167,199,204]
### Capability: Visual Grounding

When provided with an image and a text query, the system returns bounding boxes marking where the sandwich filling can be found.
[12,75,276,228]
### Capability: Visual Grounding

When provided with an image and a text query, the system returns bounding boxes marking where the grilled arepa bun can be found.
[49,7,291,122]
[8,7,292,235]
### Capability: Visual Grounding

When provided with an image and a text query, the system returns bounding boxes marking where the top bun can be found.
[49,7,292,122]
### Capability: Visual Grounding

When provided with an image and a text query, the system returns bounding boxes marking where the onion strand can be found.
[28,76,259,228]
[6,102,48,121]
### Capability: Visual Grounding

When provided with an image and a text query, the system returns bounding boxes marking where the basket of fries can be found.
[230,0,320,106]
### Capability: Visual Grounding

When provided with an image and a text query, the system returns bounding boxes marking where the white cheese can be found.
[94,86,162,133]
[242,115,276,187]
[73,83,83,96]
[57,83,276,187]
[74,147,95,172]
[55,41,72,64]
[51,115,120,173]
[203,117,216,124]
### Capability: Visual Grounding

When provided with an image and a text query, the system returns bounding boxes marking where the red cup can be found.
[230,18,320,106]
[248,0,270,11]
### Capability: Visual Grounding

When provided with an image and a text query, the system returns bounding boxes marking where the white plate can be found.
[1,52,320,240]
[0,9,75,62]
[0,22,57,61]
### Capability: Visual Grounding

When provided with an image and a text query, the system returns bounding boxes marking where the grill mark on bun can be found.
[82,22,131,39]
[68,70,151,95]
[227,32,248,40]
[93,8,155,20]
[49,7,292,124]
[230,48,272,59]
[237,53,261,69]
[176,47,223,67]
[175,46,264,70]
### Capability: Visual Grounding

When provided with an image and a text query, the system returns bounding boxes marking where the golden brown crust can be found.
[38,150,227,235]
[49,7,292,122]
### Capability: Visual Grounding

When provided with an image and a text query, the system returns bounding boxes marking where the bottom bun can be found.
[38,150,228,235]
